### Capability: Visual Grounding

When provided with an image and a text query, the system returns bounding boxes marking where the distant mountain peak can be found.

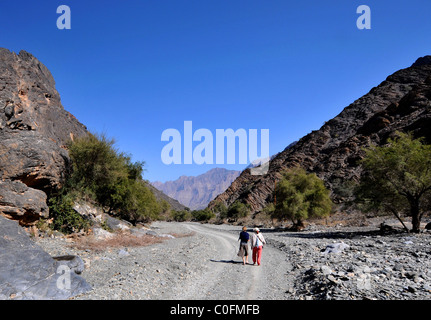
[151,168,240,210]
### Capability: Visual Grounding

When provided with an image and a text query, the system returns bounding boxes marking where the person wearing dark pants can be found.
[237,226,250,265]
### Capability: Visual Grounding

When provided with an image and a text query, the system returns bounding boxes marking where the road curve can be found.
[167,223,289,300]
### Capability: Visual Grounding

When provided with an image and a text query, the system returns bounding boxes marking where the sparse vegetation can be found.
[72,232,164,252]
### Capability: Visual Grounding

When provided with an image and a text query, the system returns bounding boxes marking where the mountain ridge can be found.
[209,55,431,214]
[152,167,241,210]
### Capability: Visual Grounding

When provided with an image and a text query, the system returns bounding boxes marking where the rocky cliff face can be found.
[209,56,431,214]
[152,168,241,210]
[0,48,88,224]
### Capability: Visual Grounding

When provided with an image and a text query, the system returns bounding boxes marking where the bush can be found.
[272,167,332,228]
[191,209,215,222]
[171,210,191,222]
[48,192,90,234]
[227,201,250,221]
[211,201,228,218]
[48,132,164,232]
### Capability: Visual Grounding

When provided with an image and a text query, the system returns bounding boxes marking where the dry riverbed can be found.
[35,219,431,300]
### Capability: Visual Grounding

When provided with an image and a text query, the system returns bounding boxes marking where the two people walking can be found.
[237,226,266,265]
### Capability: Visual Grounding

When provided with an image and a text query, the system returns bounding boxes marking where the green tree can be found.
[227,201,250,221]
[191,208,215,222]
[67,133,129,207]
[355,132,431,233]
[211,201,228,219]
[48,132,162,232]
[272,167,332,229]
[171,210,191,222]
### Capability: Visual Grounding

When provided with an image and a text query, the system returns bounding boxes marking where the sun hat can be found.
[253,227,260,232]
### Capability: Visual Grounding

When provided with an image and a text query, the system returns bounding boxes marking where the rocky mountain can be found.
[145,182,189,211]
[0,48,191,299]
[0,48,89,225]
[0,48,94,299]
[209,56,431,214]
[152,168,241,210]
[0,48,184,223]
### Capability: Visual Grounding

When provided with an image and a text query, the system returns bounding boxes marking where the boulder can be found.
[72,201,104,224]
[92,227,114,240]
[322,242,349,254]
[0,215,91,299]
[0,180,49,225]
[104,215,132,232]
[52,255,86,275]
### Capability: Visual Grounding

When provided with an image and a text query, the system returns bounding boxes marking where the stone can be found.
[0,180,48,225]
[92,227,114,240]
[323,242,350,254]
[53,255,85,275]
[118,249,130,257]
[72,201,104,223]
[0,216,91,299]
[104,215,132,232]
[320,265,333,275]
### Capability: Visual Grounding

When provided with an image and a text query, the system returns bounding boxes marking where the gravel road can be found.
[35,219,431,300]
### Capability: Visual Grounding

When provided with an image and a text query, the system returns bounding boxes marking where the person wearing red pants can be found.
[251,228,266,266]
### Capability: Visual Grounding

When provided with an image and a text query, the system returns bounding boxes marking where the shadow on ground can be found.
[210,259,244,264]
[257,227,406,240]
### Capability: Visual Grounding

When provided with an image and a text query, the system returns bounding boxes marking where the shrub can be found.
[272,167,332,228]
[227,201,250,221]
[211,201,228,218]
[48,132,163,232]
[48,192,90,234]
[191,209,215,221]
[171,210,191,222]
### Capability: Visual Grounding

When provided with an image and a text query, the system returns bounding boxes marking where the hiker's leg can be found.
[257,246,262,265]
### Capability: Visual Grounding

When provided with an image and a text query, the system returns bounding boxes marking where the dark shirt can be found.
[239,231,250,243]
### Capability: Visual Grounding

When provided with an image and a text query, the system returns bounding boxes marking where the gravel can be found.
[34,218,431,300]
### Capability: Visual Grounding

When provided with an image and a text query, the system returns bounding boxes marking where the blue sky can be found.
[1,0,431,182]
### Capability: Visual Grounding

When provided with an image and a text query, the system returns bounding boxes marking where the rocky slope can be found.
[152,168,241,210]
[146,182,189,211]
[209,56,431,214]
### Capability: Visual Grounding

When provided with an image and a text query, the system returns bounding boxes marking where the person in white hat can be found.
[251,227,266,266]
